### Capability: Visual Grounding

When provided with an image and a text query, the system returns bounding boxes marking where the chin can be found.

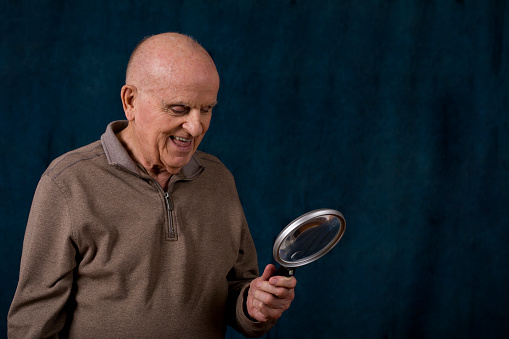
[167,158,191,174]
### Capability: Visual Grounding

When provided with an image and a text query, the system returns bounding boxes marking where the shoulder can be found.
[192,150,239,189]
[44,140,105,181]
[194,150,232,175]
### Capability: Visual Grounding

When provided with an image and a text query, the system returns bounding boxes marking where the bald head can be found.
[125,33,219,91]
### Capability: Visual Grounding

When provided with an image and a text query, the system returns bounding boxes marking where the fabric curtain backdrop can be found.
[1,1,508,338]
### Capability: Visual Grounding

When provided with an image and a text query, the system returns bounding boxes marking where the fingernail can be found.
[269,278,277,285]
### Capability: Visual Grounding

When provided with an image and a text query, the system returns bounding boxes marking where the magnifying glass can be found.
[272,209,346,277]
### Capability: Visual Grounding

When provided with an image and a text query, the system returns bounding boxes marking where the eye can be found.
[168,105,190,115]
[200,106,213,114]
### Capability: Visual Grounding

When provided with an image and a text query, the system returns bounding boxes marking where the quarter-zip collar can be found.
[100,120,205,180]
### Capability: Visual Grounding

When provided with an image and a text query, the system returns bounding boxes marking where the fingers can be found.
[259,264,297,298]
[269,275,298,289]
[247,296,275,322]
[248,287,292,322]
[251,279,295,305]
[247,293,286,321]
[260,264,276,280]
[246,265,297,322]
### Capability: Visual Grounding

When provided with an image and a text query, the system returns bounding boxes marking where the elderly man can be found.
[8,33,296,338]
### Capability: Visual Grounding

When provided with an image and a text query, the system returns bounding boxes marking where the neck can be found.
[150,171,172,191]
[117,124,172,190]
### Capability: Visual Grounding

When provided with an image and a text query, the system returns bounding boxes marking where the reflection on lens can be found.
[290,251,304,260]
[278,215,341,263]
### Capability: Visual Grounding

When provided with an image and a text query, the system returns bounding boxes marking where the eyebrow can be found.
[161,101,218,108]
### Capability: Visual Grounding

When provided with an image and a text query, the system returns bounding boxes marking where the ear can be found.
[121,85,137,121]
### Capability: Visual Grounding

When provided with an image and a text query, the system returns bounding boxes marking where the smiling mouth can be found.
[170,136,193,149]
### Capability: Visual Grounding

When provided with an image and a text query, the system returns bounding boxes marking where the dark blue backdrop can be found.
[1,1,508,338]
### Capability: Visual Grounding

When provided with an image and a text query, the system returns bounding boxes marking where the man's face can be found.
[130,66,219,175]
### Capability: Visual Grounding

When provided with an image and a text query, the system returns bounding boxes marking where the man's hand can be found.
[247,264,297,322]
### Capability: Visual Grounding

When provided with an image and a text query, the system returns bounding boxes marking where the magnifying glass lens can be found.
[278,215,342,263]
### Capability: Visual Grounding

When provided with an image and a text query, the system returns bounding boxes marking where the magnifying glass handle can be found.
[274,266,296,277]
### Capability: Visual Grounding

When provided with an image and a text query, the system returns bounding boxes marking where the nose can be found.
[182,109,203,137]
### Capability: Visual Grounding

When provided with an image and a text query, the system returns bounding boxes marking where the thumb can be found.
[260,264,276,281]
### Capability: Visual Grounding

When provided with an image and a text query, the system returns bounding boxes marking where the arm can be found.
[8,175,77,338]
[226,223,296,337]
[226,214,279,338]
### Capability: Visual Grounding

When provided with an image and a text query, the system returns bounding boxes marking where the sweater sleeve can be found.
[8,174,77,339]
[226,217,277,338]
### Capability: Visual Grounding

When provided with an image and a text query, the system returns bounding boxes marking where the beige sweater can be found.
[8,121,274,338]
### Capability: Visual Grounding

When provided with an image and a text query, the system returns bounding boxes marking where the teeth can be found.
[174,136,191,142]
